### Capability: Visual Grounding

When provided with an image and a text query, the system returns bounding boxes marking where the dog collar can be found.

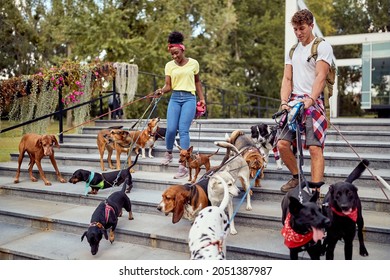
[281,213,313,249]
[89,222,104,229]
[331,206,358,222]
[201,240,224,254]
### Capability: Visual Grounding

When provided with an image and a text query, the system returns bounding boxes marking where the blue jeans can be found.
[165,91,196,151]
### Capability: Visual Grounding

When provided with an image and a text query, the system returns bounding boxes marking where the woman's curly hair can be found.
[168,31,184,44]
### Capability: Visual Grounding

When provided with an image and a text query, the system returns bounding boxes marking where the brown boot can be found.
[280,177,299,193]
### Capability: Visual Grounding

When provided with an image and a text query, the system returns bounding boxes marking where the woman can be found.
[154,31,206,179]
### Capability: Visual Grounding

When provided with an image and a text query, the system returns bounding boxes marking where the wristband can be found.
[308,96,316,105]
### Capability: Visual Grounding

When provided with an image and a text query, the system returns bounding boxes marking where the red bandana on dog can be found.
[281,213,313,249]
[331,207,358,222]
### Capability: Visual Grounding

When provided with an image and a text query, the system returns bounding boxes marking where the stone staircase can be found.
[0,118,390,260]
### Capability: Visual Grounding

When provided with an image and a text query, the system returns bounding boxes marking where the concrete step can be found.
[62,133,390,155]
[94,118,390,131]
[1,177,390,246]
[2,154,390,189]
[80,124,390,142]
[9,142,390,169]
[1,189,389,260]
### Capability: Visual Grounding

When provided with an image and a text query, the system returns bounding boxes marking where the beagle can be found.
[157,178,210,223]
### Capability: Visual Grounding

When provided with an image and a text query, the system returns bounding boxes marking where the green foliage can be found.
[1,0,389,119]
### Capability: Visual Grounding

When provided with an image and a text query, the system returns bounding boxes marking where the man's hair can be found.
[168,31,184,44]
[291,9,314,26]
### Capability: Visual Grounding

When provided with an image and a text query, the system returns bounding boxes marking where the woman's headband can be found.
[168,43,185,51]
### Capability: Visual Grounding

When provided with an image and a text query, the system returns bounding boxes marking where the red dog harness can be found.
[105,203,115,224]
[281,213,313,249]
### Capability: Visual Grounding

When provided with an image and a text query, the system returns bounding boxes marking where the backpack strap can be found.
[289,43,298,60]
[307,37,324,62]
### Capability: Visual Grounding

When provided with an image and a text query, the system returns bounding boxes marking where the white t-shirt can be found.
[285,38,333,96]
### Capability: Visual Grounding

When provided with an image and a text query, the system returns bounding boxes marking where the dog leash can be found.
[224,168,262,232]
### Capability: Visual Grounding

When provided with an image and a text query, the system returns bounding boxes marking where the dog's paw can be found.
[230,228,238,235]
[360,246,369,257]
[59,178,66,183]
[246,204,253,211]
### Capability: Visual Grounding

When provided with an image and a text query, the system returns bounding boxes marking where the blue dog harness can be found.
[84,172,104,195]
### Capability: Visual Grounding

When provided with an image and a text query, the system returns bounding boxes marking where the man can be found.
[277,9,334,193]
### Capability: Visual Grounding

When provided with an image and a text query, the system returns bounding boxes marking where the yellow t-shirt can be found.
[164,58,199,95]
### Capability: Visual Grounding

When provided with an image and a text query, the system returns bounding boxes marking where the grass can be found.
[0,120,78,163]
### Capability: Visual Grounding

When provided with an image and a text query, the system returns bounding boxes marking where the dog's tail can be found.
[208,148,220,158]
[129,153,140,169]
[213,174,230,211]
[345,159,369,183]
[214,141,240,155]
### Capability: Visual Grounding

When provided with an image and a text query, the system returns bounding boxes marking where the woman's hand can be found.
[154,88,163,96]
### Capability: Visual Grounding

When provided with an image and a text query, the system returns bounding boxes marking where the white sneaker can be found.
[174,165,188,179]
[161,152,173,165]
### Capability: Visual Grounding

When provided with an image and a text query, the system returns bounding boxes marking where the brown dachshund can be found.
[14,133,66,186]
[178,146,219,183]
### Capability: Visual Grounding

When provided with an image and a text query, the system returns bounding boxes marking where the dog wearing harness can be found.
[81,179,134,255]
[69,154,140,194]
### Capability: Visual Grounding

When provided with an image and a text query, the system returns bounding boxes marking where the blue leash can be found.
[225,168,262,231]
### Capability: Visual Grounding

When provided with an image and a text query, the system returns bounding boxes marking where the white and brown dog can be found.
[188,174,231,260]
[214,141,252,214]
[250,123,282,169]
[131,117,161,158]
[157,178,210,223]
[208,170,240,235]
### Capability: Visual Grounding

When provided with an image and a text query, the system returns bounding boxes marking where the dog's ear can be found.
[51,135,60,148]
[172,192,186,223]
[288,196,303,216]
[36,137,43,149]
[188,146,193,153]
[81,231,87,242]
[329,184,334,195]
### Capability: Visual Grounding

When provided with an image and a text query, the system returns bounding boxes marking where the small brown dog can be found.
[178,146,219,183]
[14,133,66,186]
[129,117,160,158]
[226,130,265,187]
[97,127,132,171]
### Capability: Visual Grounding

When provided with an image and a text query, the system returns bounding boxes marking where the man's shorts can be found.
[278,115,322,147]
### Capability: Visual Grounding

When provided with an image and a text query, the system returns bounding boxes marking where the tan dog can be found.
[97,127,132,171]
[14,133,66,186]
[157,178,210,223]
[130,117,160,158]
[226,130,265,187]
[178,146,219,183]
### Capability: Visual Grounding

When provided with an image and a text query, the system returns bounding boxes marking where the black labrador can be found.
[281,181,330,260]
[81,178,134,255]
[69,154,139,194]
[322,159,370,260]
